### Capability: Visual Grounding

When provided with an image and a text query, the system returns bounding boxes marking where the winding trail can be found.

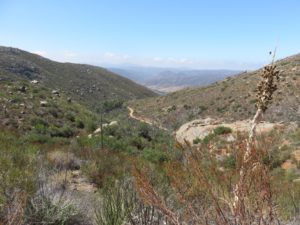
[127,106,168,131]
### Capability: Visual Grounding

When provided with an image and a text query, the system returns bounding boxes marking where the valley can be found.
[0,47,300,224]
[109,66,240,93]
[2,1,300,224]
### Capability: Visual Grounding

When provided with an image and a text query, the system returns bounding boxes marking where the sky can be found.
[1,0,300,70]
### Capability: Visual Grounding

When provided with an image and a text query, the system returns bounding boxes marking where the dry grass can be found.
[47,150,80,170]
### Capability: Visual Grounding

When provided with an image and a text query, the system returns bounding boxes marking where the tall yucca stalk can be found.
[233,54,280,223]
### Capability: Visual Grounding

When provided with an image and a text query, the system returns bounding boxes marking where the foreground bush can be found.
[25,194,78,225]
[95,178,170,225]
[95,179,134,225]
[132,61,294,224]
[0,130,38,224]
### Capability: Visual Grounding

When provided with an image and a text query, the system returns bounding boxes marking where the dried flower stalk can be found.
[233,57,280,223]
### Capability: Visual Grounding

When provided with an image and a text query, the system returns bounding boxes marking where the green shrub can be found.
[33,123,49,134]
[183,104,191,110]
[95,180,134,225]
[202,133,216,144]
[24,134,51,144]
[223,154,236,169]
[129,137,147,150]
[48,107,61,118]
[86,119,97,132]
[213,126,232,135]
[142,148,168,164]
[59,126,75,138]
[31,118,49,127]
[0,131,38,216]
[272,168,300,220]
[221,86,227,92]
[25,191,80,225]
[193,137,201,144]
[217,107,225,113]
[138,123,152,141]
[167,105,176,112]
[32,88,39,94]
[65,112,75,122]
[101,99,124,113]
[266,147,291,169]
[77,136,102,150]
[83,151,127,188]
[198,105,208,111]
[49,125,74,138]
[75,120,85,129]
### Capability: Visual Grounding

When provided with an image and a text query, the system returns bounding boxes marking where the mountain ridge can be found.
[0,46,157,110]
[108,66,241,93]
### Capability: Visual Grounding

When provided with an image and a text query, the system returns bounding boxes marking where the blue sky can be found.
[0,0,300,69]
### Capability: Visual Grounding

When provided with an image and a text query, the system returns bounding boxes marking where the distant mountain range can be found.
[129,53,300,129]
[109,67,241,93]
[0,47,156,110]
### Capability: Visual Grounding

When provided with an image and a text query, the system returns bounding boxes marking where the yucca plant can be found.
[94,179,135,225]
[233,56,280,224]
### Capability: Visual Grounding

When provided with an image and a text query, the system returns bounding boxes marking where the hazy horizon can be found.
[1,0,300,70]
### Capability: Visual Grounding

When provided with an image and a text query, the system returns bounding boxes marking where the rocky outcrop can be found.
[176,118,282,144]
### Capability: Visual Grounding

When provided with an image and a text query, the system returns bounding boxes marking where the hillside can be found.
[0,78,102,139]
[0,46,157,110]
[109,66,240,93]
[129,54,300,130]
[1,63,300,225]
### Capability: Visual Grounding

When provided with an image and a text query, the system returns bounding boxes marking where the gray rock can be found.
[19,86,26,92]
[69,159,81,171]
[31,80,39,84]
[40,100,48,107]
[52,90,59,95]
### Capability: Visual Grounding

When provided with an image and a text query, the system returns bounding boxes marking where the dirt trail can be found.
[128,106,153,125]
[127,106,168,131]
[50,170,97,193]
[69,170,97,192]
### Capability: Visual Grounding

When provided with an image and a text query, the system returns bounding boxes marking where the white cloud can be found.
[97,53,263,70]
[30,49,264,70]
[64,51,78,58]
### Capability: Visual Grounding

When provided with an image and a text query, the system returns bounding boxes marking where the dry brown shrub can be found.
[133,58,282,225]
